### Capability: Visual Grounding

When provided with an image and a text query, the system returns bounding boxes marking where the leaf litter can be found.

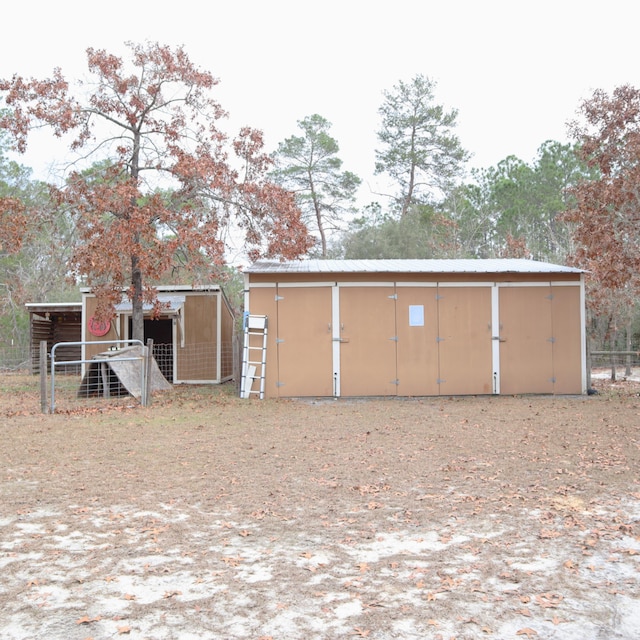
[0,374,639,639]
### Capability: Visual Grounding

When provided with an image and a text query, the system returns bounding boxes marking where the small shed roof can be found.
[114,294,186,314]
[245,258,584,275]
[25,302,82,314]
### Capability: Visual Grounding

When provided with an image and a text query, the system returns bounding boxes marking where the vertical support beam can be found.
[216,291,222,383]
[491,283,501,395]
[580,273,588,393]
[332,285,341,397]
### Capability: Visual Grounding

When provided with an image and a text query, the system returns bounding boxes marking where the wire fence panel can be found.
[48,369,140,413]
[0,345,30,372]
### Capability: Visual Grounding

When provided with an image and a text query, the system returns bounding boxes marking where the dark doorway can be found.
[128,317,174,382]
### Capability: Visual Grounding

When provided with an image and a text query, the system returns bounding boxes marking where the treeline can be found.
[1,44,639,359]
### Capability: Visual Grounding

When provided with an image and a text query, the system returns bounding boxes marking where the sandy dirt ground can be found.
[0,374,639,639]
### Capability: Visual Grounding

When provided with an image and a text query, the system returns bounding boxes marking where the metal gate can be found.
[49,339,146,413]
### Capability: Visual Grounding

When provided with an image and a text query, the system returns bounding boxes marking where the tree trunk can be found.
[131,253,144,343]
[626,318,632,377]
[309,175,327,257]
[609,324,617,382]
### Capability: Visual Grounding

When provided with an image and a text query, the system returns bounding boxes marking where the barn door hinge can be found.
[388,293,398,300]
[547,337,556,343]
[276,338,284,344]
[437,378,446,385]
[436,336,445,342]
[389,336,398,342]
[390,379,399,385]
[276,381,285,387]
[436,294,444,300]
[545,293,554,300]
[549,376,557,383]
[275,295,284,301]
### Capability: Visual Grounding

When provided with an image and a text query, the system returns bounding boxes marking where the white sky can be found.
[1,0,638,205]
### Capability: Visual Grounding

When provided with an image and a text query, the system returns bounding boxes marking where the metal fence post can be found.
[143,339,154,407]
[39,341,48,414]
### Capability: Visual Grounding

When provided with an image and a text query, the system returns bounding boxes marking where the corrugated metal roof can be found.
[25,302,82,312]
[245,259,583,274]
[114,294,186,313]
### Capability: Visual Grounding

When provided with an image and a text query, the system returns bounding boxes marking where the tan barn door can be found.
[247,285,279,398]
[339,285,397,396]
[396,286,440,396]
[276,285,333,397]
[437,286,493,395]
[551,285,583,394]
[499,285,554,395]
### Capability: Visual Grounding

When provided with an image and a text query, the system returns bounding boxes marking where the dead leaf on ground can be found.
[535,593,563,608]
[516,628,538,638]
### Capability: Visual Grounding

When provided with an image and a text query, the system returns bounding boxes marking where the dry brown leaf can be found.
[117,626,131,635]
[535,593,563,608]
[352,628,370,637]
[516,628,538,638]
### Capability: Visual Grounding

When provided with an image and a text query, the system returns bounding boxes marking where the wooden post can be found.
[39,340,48,414]
[101,362,110,398]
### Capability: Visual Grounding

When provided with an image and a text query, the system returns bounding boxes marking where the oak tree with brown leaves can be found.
[0,42,312,341]
[563,85,640,355]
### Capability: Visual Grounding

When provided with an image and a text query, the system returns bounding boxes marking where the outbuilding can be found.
[82,285,235,384]
[243,259,586,398]
[25,302,83,374]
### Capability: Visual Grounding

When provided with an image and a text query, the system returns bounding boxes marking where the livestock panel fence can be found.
[48,339,154,414]
[590,350,640,382]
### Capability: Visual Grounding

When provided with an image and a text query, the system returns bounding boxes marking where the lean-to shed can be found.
[25,302,83,374]
[243,259,586,398]
[82,285,235,384]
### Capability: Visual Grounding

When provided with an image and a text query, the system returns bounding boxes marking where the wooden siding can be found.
[29,311,81,374]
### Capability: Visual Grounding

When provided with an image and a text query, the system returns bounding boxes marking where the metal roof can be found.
[245,259,583,275]
[25,302,82,313]
[114,294,185,314]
